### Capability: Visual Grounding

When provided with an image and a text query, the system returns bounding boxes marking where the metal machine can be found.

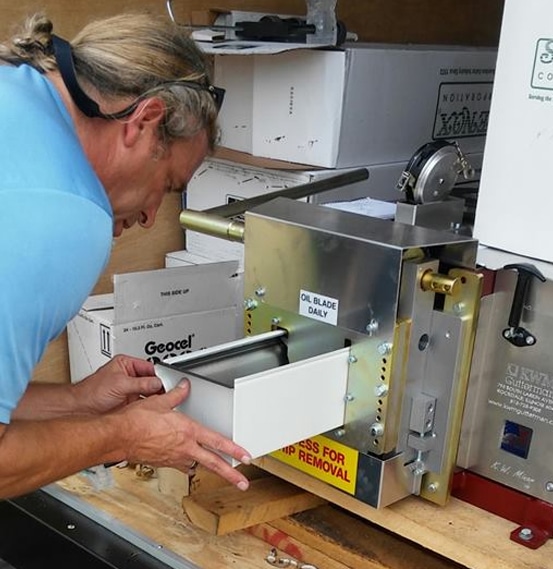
[167,193,482,509]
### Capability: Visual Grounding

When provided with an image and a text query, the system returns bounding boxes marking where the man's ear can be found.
[122,97,166,148]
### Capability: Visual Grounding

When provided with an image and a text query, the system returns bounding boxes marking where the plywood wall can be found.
[2,0,504,383]
[1,0,504,45]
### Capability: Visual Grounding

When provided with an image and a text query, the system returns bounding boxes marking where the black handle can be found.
[502,263,546,347]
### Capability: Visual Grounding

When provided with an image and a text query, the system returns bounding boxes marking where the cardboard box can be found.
[165,249,245,331]
[474,0,553,263]
[214,43,497,168]
[68,263,241,382]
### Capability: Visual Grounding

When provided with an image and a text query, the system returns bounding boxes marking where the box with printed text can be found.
[67,263,241,383]
[214,43,497,168]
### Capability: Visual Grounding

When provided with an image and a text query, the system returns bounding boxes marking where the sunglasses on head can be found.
[51,35,225,119]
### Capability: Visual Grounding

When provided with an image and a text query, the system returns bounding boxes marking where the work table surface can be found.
[53,463,552,569]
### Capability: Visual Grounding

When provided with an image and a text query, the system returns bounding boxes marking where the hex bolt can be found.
[518,528,533,541]
[453,302,465,315]
[365,319,379,335]
[244,298,258,311]
[255,287,266,298]
[369,422,384,437]
[374,384,389,397]
[377,342,393,356]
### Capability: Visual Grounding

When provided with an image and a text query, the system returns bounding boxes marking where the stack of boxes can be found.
[183,41,498,270]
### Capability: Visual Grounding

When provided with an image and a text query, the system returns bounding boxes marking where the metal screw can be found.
[546,482,553,492]
[344,393,355,402]
[348,355,358,364]
[526,336,536,345]
[366,319,379,335]
[271,317,281,326]
[453,302,465,315]
[244,298,258,311]
[374,384,388,397]
[67,524,76,530]
[377,342,393,356]
[518,528,533,541]
[445,331,452,340]
[255,287,266,297]
[369,422,384,437]
[427,482,439,493]
[335,428,346,438]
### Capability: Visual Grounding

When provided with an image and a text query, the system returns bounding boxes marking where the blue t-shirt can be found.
[0,64,113,423]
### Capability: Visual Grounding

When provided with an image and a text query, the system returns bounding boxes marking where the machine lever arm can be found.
[204,168,369,219]
[502,263,546,347]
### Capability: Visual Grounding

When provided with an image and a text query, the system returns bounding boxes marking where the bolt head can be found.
[374,384,388,397]
[519,528,533,541]
[369,422,384,437]
[377,342,392,356]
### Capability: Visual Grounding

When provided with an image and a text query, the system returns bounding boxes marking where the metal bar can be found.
[204,168,369,218]
[178,210,245,242]
[42,485,200,569]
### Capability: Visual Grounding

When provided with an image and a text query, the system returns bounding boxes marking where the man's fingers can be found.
[160,378,191,408]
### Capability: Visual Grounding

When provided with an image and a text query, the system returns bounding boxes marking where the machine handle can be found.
[502,263,546,347]
[204,168,369,219]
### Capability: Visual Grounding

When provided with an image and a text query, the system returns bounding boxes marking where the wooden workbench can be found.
[56,461,552,569]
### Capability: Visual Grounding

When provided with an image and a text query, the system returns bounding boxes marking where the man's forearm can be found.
[12,383,80,421]
[0,414,127,499]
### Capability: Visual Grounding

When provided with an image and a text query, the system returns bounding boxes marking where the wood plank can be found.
[57,467,458,569]
[182,476,326,535]
[256,456,553,569]
[247,522,354,569]
[57,467,286,569]
[263,506,463,569]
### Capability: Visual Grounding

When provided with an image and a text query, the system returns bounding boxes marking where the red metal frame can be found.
[452,470,553,548]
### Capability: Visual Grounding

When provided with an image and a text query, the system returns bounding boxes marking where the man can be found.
[0,12,251,498]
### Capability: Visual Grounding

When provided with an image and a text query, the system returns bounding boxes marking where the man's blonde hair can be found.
[0,13,219,148]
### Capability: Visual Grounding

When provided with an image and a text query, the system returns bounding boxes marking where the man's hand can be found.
[72,355,163,415]
[118,379,251,490]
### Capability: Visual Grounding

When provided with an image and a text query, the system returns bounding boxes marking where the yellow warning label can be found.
[271,435,358,494]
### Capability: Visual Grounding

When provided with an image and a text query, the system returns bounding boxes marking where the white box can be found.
[68,263,241,382]
[215,44,497,167]
[474,0,553,263]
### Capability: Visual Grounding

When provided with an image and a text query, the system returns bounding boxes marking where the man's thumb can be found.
[163,378,191,409]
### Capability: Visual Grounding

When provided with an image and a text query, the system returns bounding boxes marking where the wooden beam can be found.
[255,456,553,569]
[182,476,326,535]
